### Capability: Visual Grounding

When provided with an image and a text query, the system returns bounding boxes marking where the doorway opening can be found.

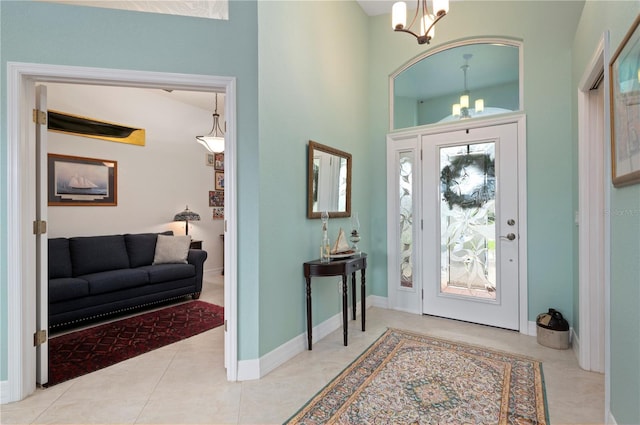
[5,62,238,403]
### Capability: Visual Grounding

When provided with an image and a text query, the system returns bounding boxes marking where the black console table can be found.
[303,253,367,350]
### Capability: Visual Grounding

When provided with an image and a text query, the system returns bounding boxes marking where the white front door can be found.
[422,122,520,330]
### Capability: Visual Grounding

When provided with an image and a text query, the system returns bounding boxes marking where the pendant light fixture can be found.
[392,0,449,45]
[196,93,225,153]
[452,54,484,119]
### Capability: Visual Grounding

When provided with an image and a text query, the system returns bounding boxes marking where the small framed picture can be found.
[209,190,224,207]
[215,171,225,190]
[206,153,215,167]
[212,207,224,219]
[214,152,224,171]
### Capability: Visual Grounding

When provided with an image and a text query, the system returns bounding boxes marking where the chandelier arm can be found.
[421,0,428,23]
[423,10,447,37]
[394,27,423,39]
[403,0,421,34]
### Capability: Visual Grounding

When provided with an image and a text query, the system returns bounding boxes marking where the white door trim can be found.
[386,113,528,333]
[5,62,239,403]
[577,34,607,373]
[576,31,611,420]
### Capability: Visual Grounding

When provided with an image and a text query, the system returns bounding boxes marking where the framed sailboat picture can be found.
[48,154,117,206]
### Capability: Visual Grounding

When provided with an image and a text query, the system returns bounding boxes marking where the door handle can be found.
[500,233,516,241]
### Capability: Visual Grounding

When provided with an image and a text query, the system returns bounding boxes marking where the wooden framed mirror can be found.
[307,141,351,219]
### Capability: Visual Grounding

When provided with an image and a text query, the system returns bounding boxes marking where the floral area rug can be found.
[286,328,548,424]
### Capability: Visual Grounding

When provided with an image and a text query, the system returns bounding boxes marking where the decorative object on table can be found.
[209,190,224,207]
[47,153,117,206]
[330,227,354,258]
[214,152,224,170]
[173,205,201,235]
[215,171,225,190]
[196,92,225,153]
[285,328,548,424]
[48,109,145,146]
[350,211,361,256]
[610,15,640,187]
[47,301,224,387]
[320,211,331,263]
[212,207,224,220]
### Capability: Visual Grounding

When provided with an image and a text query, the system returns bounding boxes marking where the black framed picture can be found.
[48,153,117,206]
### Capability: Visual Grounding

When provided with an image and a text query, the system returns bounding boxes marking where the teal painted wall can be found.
[0,0,260,380]
[573,2,640,423]
[256,1,370,354]
[367,1,583,323]
[3,4,638,420]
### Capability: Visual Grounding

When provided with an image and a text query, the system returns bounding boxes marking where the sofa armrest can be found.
[187,249,208,292]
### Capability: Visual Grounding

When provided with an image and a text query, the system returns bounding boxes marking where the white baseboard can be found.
[205,267,223,276]
[236,359,260,381]
[1,380,10,404]
[369,295,388,308]
[607,411,617,424]
[571,328,581,364]
[236,295,375,381]
[528,320,537,336]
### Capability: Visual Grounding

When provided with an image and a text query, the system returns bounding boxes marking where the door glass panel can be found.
[399,151,414,288]
[439,142,496,299]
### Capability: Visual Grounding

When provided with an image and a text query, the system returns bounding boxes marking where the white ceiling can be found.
[356,0,396,16]
[157,90,220,112]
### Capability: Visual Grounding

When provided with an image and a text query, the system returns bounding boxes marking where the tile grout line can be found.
[132,345,181,424]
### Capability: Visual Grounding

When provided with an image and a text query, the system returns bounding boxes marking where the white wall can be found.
[46,83,224,275]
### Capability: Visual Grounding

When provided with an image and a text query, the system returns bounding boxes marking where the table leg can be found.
[342,274,348,346]
[306,277,312,350]
[351,272,356,320]
[361,268,366,332]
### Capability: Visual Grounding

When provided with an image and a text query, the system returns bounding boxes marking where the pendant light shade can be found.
[451,54,484,120]
[392,0,449,45]
[196,93,225,153]
[173,205,201,235]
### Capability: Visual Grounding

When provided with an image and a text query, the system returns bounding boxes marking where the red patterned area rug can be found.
[47,301,224,387]
[286,328,548,424]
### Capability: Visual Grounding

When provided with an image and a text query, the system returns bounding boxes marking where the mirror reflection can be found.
[307,141,351,219]
[393,41,520,129]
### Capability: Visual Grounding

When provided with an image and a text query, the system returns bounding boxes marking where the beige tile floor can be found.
[1,275,605,424]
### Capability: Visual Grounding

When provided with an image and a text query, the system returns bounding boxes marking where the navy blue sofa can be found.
[48,231,207,329]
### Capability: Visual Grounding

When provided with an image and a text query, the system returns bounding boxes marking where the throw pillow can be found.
[153,235,192,265]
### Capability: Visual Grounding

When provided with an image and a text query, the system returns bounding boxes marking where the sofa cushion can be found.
[153,235,191,264]
[49,238,72,279]
[49,277,90,303]
[82,268,149,295]
[138,264,196,284]
[125,231,173,268]
[70,235,130,276]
